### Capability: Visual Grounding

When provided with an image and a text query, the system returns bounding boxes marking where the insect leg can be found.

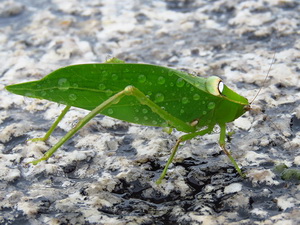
[29,105,71,142]
[29,88,130,165]
[124,86,195,133]
[156,126,214,184]
[219,123,245,177]
[29,85,194,165]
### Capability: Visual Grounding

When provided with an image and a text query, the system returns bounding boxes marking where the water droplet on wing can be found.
[176,78,185,87]
[69,94,77,101]
[155,93,164,102]
[111,74,118,80]
[138,74,147,83]
[207,102,215,109]
[98,84,106,90]
[106,89,113,97]
[107,108,114,114]
[157,76,166,85]
[58,78,70,91]
[182,97,189,104]
[193,94,200,101]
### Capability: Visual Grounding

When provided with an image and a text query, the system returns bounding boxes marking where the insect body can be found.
[6,58,249,184]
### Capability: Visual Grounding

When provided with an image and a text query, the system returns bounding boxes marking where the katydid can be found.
[5,58,250,184]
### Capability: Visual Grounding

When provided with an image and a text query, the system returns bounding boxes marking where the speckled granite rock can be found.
[0,0,299,224]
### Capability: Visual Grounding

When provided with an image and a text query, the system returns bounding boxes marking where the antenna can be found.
[248,53,292,150]
[249,53,276,105]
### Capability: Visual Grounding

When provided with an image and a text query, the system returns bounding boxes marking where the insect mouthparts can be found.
[244,105,251,111]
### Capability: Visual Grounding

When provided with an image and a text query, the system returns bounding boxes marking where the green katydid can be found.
[5,57,250,184]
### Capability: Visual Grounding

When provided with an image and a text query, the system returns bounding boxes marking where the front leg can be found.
[219,123,245,178]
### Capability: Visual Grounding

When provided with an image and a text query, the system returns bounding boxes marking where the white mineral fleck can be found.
[224,183,243,194]
[233,117,252,130]
[276,196,295,211]
[294,156,300,166]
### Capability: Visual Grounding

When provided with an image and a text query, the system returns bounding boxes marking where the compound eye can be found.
[206,76,223,96]
[218,81,224,93]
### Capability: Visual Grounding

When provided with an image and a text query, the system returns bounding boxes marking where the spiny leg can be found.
[125,86,195,133]
[156,126,214,184]
[219,123,245,178]
[29,105,71,142]
[29,89,129,165]
[29,85,195,165]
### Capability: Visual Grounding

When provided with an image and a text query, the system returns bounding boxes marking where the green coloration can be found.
[6,58,250,184]
[273,163,289,174]
[274,164,300,181]
[281,168,300,181]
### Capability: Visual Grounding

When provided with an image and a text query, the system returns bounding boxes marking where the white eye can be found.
[205,76,223,96]
[218,81,224,93]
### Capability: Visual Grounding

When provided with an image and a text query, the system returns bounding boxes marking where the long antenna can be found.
[249,53,276,105]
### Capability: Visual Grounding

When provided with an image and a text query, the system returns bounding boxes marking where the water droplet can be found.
[112,98,120,104]
[180,109,185,114]
[147,91,152,96]
[135,108,140,113]
[193,94,200,101]
[69,94,77,101]
[143,116,148,120]
[58,100,67,105]
[112,74,118,80]
[138,74,147,83]
[195,81,202,88]
[107,108,114,115]
[176,78,185,87]
[72,83,79,88]
[168,71,174,76]
[202,101,206,104]
[106,89,113,97]
[152,120,158,125]
[182,97,189,104]
[170,82,174,87]
[203,111,207,115]
[25,92,34,97]
[40,91,47,97]
[142,108,148,114]
[155,93,164,102]
[58,78,70,91]
[162,122,168,127]
[134,117,139,122]
[157,76,165,85]
[207,102,216,109]
[98,84,106,90]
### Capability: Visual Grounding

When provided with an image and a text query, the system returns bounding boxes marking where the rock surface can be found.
[0,0,299,224]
